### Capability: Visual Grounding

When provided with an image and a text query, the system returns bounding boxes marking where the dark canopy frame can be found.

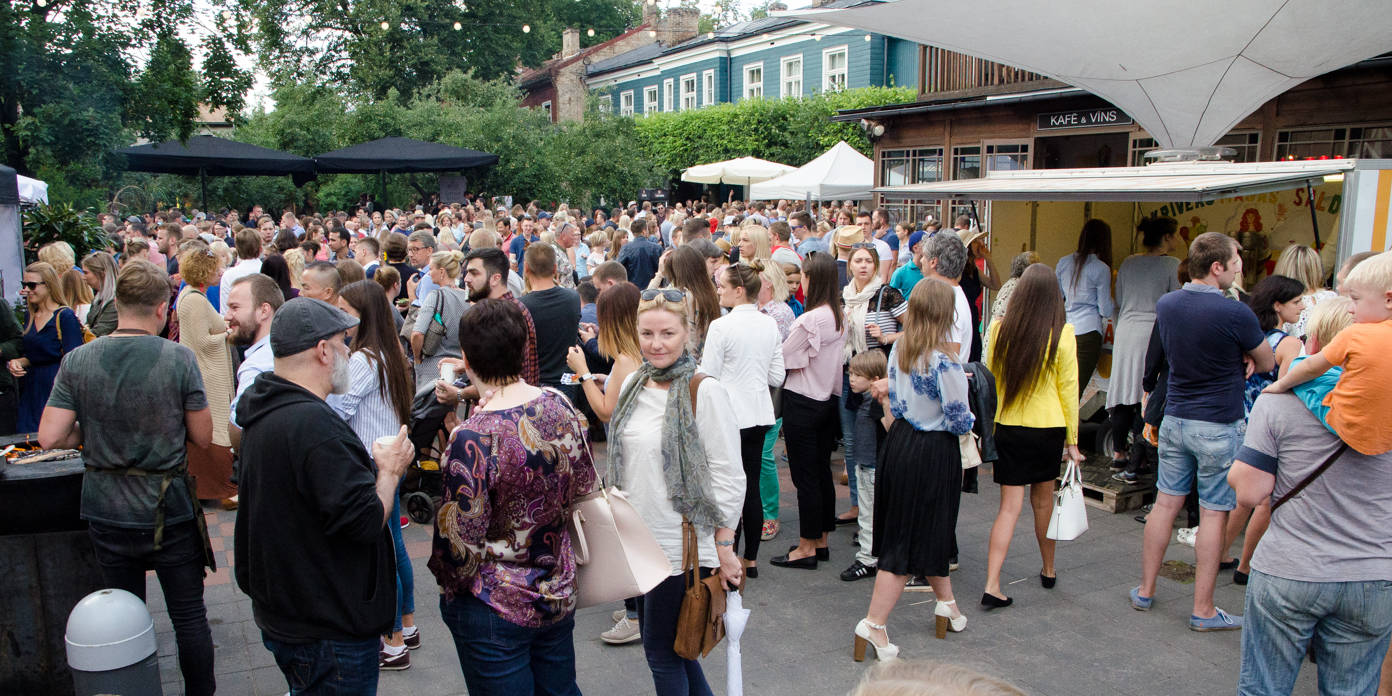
[115,135,318,208]
[314,137,499,204]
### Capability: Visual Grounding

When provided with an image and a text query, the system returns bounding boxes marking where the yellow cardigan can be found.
[984,320,1080,445]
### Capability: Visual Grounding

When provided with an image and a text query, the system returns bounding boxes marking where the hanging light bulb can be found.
[453,21,462,30]
[380,21,390,30]
[648,29,657,38]
[36,0,47,7]
[864,34,871,41]
[522,24,531,33]
[707,32,715,39]
[813,33,821,41]
[587,28,595,37]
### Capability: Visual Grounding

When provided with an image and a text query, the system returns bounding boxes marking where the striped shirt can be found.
[864,285,908,355]
[332,349,404,449]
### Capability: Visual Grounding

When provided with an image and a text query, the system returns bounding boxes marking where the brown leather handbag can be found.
[673,517,727,660]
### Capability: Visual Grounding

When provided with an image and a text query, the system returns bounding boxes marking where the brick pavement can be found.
[148,441,1317,696]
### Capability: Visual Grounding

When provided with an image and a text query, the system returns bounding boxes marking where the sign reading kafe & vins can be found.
[1036,108,1133,130]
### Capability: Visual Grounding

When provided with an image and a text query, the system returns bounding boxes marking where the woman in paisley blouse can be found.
[855,278,975,661]
[428,298,597,696]
[981,264,1084,610]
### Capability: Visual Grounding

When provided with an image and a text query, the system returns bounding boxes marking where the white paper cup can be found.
[440,363,456,383]
[374,435,399,450]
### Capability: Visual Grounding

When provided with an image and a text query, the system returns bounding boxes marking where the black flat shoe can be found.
[1233,569,1249,585]
[835,515,858,526]
[1040,573,1057,589]
[770,553,818,569]
[980,592,1014,610]
[789,545,829,561]
[745,566,759,579]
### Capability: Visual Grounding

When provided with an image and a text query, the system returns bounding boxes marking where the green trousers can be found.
[760,418,783,520]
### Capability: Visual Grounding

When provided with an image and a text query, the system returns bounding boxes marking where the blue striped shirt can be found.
[332,350,404,449]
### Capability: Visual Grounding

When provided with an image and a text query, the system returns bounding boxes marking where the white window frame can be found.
[743,62,764,100]
[598,94,612,115]
[781,54,803,99]
[540,101,552,120]
[822,46,848,92]
[619,90,635,117]
[643,86,659,115]
[702,69,715,106]
[680,73,698,111]
[663,78,674,112]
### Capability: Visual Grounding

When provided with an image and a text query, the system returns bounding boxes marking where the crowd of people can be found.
[14,191,1392,696]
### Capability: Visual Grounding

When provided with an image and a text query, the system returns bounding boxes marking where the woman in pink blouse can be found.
[771,253,848,570]
[428,299,597,695]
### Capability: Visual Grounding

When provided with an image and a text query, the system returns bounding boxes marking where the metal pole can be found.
[379,170,387,208]
[1305,180,1322,250]
[199,168,207,211]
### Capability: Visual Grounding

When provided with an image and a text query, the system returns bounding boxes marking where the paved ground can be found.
[148,441,1316,696]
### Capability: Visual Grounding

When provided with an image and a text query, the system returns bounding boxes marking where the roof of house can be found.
[587,0,879,78]
[518,24,654,88]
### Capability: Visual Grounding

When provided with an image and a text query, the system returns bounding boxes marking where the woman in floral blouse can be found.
[428,298,597,695]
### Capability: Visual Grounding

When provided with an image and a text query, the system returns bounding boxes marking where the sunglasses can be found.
[843,242,875,250]
[20,281,39,290]
[640,288,686,303]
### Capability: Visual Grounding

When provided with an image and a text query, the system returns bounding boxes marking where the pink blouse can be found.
[781,304,846,401]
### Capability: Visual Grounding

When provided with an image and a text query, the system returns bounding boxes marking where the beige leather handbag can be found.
[568,487,672,609]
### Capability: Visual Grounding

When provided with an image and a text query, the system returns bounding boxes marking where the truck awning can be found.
[875,160,1365,202]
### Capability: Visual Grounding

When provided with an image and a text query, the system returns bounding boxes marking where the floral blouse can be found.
[428,390,597,627]
[886,345,975,436]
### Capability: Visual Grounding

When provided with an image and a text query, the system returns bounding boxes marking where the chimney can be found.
[768,2,788,11]
[642,2,660,27]
[562,27,580,58]
[659,6,700,45]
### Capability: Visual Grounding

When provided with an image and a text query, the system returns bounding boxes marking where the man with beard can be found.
[225,274,283,447]
[433,247,540,408]
[235,297,414,694]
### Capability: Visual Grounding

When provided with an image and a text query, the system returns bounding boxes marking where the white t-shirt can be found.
[950,284,972,363]
[872,238,893,268]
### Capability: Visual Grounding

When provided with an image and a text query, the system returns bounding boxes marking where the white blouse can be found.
[615,374,746,573]
[699,304,785,429]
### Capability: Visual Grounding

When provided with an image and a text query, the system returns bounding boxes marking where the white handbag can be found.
[568,487,673,609]
[1046,460,1089,541]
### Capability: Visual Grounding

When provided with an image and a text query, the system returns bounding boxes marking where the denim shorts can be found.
[1156,416,1244,511]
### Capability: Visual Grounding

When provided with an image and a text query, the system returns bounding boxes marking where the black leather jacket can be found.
[963,361,998,463]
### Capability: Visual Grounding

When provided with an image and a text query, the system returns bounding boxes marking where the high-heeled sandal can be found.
[853,619,900,661]
[934,600,967,638]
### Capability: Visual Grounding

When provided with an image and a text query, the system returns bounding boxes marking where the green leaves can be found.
[128,31,200,143]
[21,202,107,261]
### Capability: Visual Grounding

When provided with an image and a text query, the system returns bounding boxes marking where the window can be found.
[879,147,944,225]
[663,78,674,112]
[540,101,552,121]
[702,69,715,106]
[951,145,981,179]
[1274,125,1392,160]
[781,55,803,99]
[743,62,763,100]
[644,86,659,115]
[598,95,612,115]
[680,73,697,111]
[620,90,635,117]
[1131,132,1259,165]
[823,46,848,92]
[985,142,1030,172]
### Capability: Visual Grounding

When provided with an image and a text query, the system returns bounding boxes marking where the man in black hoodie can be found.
[234,297,413,695]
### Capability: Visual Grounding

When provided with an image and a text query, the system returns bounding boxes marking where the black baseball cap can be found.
[270,297,359,358]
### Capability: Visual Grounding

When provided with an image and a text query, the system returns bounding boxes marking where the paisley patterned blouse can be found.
[886,345,975,436]
[428,390,598,627]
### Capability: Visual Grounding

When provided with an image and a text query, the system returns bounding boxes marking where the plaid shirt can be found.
[503,291,541,387]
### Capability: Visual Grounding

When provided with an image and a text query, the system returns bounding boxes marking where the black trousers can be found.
[782,390,839,540]
[1075,330,1103,400]
[1108,403,1142,457]
[734,425,771,562]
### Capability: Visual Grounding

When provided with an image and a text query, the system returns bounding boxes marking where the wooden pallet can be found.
[1061,456,1156,514]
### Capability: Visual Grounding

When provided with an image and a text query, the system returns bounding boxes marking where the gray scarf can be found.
[608,354,723,530]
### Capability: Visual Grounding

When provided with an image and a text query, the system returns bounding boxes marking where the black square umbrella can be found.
[115,135,317,208]
[314,137,499,203]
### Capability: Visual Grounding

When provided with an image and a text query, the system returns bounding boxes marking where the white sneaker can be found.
[1176,526,1197,547]
[601,617,641,645]
[611,608,627,623]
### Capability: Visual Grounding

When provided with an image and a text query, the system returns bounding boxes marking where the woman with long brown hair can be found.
[565,282,642,422]
[981,264,1083,609]
[1054,219,1114,398]
[665,245,720,360]
[10,261,81,432]
[334,279,419,668]
[771,253,847,570]
[854,278,973,661]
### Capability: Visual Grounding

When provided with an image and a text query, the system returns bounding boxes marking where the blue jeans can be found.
[840,371,858,505]
[639,572,714,696]
[1156,416,1243,511]
[439,593,581,696]
[389,496,414,633]
[1240,570,1392,696]
[262,635,380,695]
[88,520,215,696]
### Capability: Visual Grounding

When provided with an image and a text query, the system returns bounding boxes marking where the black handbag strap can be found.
[1272,443,1348,511]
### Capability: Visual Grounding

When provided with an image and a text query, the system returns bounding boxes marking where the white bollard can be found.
[65,588,163,696]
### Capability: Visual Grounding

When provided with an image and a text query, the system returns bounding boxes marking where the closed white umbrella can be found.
[785,0,1392,149]
[723,590,751,696]
[681,156,796,186]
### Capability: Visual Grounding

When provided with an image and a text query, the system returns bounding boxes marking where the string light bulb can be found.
[380,21,390,30]
[813,33,821,41]
[648,29,657,38]
[36,0,47,6]
[587,28,595,37]
[864,34,871,41]
[522,24,531,33]
[453,21,462,30]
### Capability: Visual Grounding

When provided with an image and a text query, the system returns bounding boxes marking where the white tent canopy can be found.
[17,175,48,205]
[787,0,1392,149]
[750,141,873,201]
[681,156,796,185]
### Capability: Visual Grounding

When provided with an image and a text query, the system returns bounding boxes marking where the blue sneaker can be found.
[1190,608,1242,632]
[1129,586,1153,611]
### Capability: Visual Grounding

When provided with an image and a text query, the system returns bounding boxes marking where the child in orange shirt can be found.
[1266,251,1392,455]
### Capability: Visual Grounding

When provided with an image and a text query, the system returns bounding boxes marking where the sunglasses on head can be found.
[846,242,874,250]
[640,288,686,303]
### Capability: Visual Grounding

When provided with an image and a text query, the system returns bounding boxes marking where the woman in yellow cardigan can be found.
[981,264,1084,609]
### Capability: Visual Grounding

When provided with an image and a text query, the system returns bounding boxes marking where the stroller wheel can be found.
[405,491,435,526]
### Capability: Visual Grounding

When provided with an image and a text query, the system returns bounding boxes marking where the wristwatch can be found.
[579,372,596,382]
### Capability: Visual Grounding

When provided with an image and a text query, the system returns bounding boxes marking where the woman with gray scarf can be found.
[609,288,746,696]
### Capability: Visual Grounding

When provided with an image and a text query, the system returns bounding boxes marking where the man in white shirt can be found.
[218,229,264,314]
[225,273,283,444]
[922,232,972,363]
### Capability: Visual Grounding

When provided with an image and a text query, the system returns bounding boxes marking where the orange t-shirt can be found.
[1321,319,1392,455]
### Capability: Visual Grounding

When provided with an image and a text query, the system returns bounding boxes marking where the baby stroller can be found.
[400,379,463,525]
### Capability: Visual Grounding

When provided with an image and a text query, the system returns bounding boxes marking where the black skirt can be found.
[871,420,961,577]
[993,424,1066,486]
